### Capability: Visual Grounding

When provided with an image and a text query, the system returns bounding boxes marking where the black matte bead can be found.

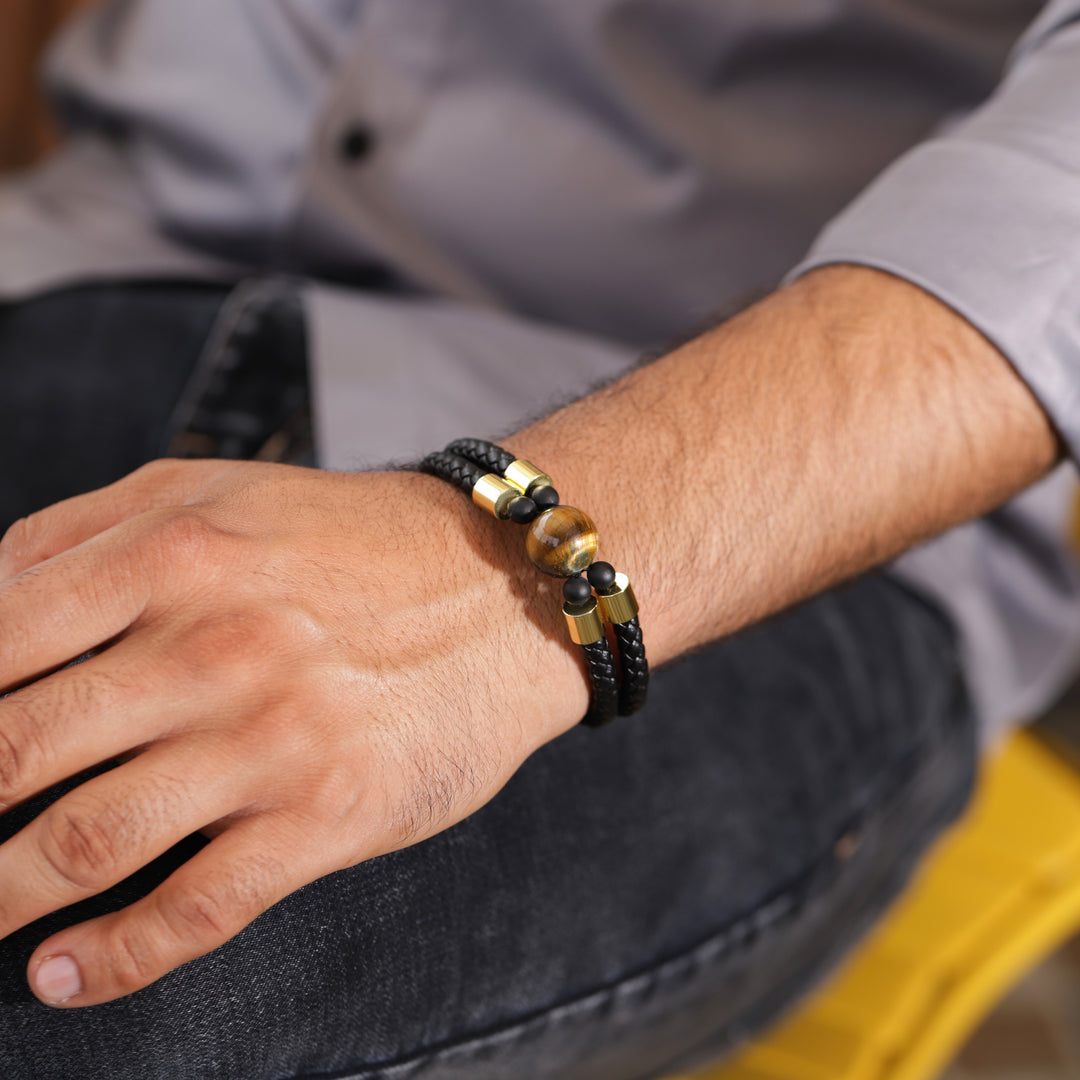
[508,496,539,523]
[587,561,617,591]
[562,575,593,604]
[532,485,559,509]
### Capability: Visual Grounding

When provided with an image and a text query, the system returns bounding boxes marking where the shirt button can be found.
[340,124,375,162]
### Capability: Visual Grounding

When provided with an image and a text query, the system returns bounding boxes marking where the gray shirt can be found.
[2,0,1080,740]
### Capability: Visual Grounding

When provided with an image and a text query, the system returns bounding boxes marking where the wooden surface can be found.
[0,0,97,172]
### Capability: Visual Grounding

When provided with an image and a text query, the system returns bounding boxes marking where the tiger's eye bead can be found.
[525,506,599,577]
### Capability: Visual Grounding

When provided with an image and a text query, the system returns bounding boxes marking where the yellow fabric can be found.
[669,731,1080,1080]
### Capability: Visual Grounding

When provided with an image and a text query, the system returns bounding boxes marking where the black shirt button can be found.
[340,124,375,162]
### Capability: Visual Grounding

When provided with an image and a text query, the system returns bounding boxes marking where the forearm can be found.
[0,266,1059,1006]
[505,265,1061,671]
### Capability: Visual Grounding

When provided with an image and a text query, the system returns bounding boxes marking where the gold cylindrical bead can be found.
[598,572,639,624]
[472,473,519,519]
[564,598,606,645]
[504,459,553,495]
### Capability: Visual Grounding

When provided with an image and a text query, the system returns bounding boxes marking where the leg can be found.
[0,282,228,525]
[0,572,975,1080]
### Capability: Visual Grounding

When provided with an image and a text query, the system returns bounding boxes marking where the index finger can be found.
[0,458,224,581]
[0,522,152,692]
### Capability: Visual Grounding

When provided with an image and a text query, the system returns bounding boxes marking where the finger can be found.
[0,531,147,690]
[0,737,260,947]
[27,810,325,1006]
[0,633,232,813]
[0,458,227,579]
[0,487,279,696]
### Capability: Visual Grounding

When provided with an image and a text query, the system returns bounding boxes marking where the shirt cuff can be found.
[784,137,1080,462]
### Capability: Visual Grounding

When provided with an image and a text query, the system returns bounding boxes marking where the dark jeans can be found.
[0,284,977,1080]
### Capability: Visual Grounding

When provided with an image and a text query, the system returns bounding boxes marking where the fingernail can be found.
[33,954,82,1004]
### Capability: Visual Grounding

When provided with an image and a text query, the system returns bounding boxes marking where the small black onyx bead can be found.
[562,575,593,604]
[532,485,560,510]
[508,496,539,524]
[587,561,617,592]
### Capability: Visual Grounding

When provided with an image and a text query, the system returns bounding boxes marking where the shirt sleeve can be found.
[785,0,1080,459]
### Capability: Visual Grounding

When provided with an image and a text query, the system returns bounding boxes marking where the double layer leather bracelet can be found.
[420,438,648,727]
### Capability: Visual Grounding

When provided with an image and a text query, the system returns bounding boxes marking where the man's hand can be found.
[0,461,586,1006]
[0,264,1060,1008]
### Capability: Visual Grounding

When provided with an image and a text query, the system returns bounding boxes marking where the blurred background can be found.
[943,690,1080,1080]
[2,4,1080,1078]
[0,0,93,174]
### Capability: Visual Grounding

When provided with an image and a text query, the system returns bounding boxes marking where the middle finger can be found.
[0,635,228,814]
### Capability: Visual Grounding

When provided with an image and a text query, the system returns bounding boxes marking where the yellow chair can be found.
[666,729,1080,1080]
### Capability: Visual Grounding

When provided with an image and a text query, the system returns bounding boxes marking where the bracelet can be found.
[420,439,649,726]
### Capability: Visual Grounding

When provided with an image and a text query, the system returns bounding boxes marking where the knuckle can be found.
[129,458,197,491]
[152,507,223,557]
[196,613,271,668]
[0,515,37,565]
[291,763,364,826]
[130,458,176,480]
[159,851,283,951]
[161,885,235,945]
[133,507,238,593]
[0,726,28,810]
[39,802,122,892]
[175,608,302,683]
[243,706,306,766]
[0,709,46,810]
[102,926,161,994]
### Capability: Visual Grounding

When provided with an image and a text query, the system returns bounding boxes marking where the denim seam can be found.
[163,279,263,446]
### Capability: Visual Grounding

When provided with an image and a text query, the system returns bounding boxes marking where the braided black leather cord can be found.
[612,616,649,716]
[445,438,516,476]
[579,636,619,727]
[419,450,486,495]
[421,440,641,727]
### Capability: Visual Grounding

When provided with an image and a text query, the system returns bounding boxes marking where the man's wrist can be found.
[400,470,592,746]
[401,262,1061,744]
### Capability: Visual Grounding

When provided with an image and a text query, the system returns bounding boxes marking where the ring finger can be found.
[0,623,262,814]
